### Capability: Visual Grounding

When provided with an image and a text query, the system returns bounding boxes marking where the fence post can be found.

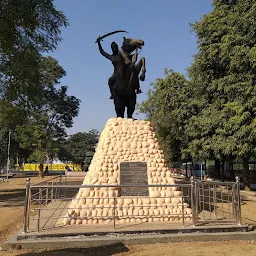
[46,187,49,210]
[23,178,30,233]
[213,185,217,220]
[51,181,54,202]
[113,194,116,230]
[232,184,236,221]
[182,196,185,227]
[236,176,242,225]
[190,177,197,227]
[55,179,58,200]
[58,175,62,198]
[39,188,42,208]
[37,208,41,233]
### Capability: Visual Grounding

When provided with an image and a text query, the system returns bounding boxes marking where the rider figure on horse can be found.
[97,38,142,99]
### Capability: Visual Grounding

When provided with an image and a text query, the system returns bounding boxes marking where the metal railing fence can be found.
[23,176,242,233]
[191,177,242,225]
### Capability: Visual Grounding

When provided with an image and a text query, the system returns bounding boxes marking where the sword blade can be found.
[95,30,128,43]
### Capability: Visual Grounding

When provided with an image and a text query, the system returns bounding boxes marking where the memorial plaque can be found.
[120,161,149,196]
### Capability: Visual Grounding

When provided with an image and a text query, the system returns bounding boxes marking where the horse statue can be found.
[96,31,146,118]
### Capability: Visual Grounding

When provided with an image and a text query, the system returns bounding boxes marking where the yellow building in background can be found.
[23,163,81,171]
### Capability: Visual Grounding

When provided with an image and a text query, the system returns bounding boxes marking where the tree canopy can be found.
[140,69,193,163]
[0,0,81,178]
[140,0,256,184]
[59,130,99,166]
[0,0,68,98]
[187,0,256,164]
[15,56,80,174]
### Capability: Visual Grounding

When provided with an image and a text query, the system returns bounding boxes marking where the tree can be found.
[0,100,30,169]
[0,0,68,97]
[16,56,80,177]
[0,0,69,174]
[187,0,256,185]
[140,70,193,164]
[140,1,256,185]
[59,130,99,166]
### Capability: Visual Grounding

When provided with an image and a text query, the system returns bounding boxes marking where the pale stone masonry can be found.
[64,118,192,225]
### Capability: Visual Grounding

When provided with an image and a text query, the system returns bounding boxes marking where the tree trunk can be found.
[220,160,224,182]
[38,163,44,178]
[214,159,220,179]
[243,158,250,191]
[204,160,207,180]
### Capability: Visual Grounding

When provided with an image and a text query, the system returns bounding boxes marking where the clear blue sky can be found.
[52,0,213,134]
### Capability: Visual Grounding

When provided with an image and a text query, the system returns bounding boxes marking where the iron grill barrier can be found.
[23,175,242,233]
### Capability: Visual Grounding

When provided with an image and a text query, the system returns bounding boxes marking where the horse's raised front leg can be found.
[135,57,146,81]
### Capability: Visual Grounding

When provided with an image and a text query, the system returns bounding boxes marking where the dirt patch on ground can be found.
[0,176,55,243]
[1,241,256,256]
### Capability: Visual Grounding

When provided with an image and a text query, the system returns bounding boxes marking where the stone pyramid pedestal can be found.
[64,118,192,225]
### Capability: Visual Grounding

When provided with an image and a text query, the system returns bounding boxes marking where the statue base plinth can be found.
[64,118,192,225]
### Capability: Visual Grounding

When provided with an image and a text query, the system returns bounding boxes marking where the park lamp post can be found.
[6,130,11,181]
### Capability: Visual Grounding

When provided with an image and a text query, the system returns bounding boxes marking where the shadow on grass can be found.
[0,189,25,207]
[17,243,129,256]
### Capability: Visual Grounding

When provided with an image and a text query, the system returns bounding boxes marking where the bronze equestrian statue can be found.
[96,31,146,118]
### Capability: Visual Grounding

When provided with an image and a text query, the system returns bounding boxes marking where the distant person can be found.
[187,168,191,178]
[44,166,49,173]
[65,165,71,172]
